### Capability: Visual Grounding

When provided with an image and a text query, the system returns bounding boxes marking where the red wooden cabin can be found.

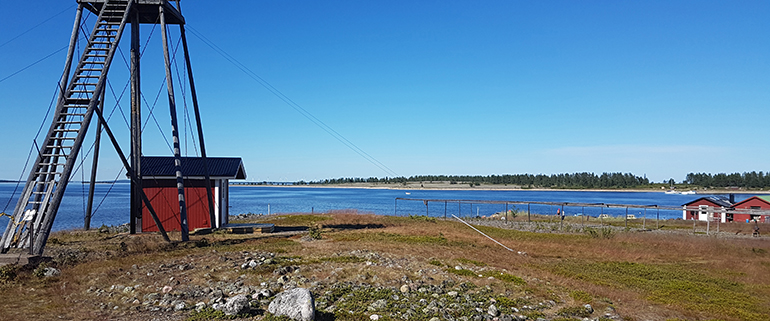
[139,156,246,232]
[681,196,733,222]
[731,196,770,223]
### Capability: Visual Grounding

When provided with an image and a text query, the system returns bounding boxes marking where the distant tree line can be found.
[305,172,651,189]
[685,172,770,188]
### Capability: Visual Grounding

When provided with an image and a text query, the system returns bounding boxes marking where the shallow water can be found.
[0,182,750,233]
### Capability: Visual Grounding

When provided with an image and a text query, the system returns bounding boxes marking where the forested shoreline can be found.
[298,171,770,189]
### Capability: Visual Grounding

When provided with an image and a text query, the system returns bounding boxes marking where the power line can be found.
[0,46,68,84]
[0,5,76,49]
[186,26,399,178]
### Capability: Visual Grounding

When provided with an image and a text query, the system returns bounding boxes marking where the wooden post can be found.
[625,207,628,229]
[129,8,142,234]
[527,203,530,223]
[160,5,189,241]
[444,201,447,219]
[601,207,604,226]
[85,89,105,230]
[176,0,216,229]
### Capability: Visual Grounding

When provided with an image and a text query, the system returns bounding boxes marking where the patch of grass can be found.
[569,290,593,304]
[557,306,592,318]
[447,267,477,277]
[408,214,437,223]
[549,261,768,320]
[476,225,591,242]
[264,214,333,226]
[457,257,487,267]
[319,256,368,264]
[186,307,238,320]
[485,271,526,285]
[428,259,443,266]
[308,225,323,240]
[495,295,530,308]
[583,227,615,239]
[524,311,546,319]
[0,264,19,283]
[251,238,300,253]
[332,232,449,246]
[261,313,293,321]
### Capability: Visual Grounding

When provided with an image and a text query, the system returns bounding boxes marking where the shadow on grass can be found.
[273,226,310,233]
[323,223,385,231]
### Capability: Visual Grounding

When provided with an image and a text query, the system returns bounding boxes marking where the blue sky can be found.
[0,0,768,183]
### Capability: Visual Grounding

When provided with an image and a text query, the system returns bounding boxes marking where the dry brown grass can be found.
[1,213,769,320]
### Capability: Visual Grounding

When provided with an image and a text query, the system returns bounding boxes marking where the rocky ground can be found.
[73,247,619,321]
[1,213,768,321]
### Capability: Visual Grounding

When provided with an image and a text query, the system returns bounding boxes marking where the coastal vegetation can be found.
[289,171,770,190]
[0,212,768,320]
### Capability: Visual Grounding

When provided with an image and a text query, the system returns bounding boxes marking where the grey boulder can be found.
[221,294,250,316]
[268,288,315,321]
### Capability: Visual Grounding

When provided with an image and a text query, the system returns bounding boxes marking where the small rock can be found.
[488,304,499,316]
[268,288,315,321]
[369,299,387,311]
[43,267,61,277]
[584,304,593,314]
[370,314,380,320]
[221,294,250,316]
[400,285,410,293]
[447,291,458,298]
[162,286,173,294]
[429,318,440,321]
[174,302,186,311]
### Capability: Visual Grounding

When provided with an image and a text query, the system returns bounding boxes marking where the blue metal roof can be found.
[682,196,733,207]
[140,156,246,180]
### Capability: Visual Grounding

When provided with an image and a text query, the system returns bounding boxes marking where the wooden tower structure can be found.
[1,0,215,256]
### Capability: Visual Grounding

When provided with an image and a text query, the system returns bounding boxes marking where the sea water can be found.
[0,182,750,233]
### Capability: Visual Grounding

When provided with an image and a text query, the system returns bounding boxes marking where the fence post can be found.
[527,203,531,223]
[625,207,628,229]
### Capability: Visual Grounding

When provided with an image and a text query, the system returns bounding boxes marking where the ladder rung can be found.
[53,129,79,132]
[41,153,67,157]
[60,113,86,117]
[38,163,64,166]
[75,75,100,78]
[85,54,108,57]
[55,121,82,125]
[69,90,93,93]
[34,171,62,176]
[28,201,43,204]
[73,83,97,87]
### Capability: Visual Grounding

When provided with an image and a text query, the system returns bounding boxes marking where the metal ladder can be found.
[1,0,134,255]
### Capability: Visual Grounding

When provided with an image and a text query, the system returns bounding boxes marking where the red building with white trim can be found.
[681,196,733,223]
[139,156,246,232]
[731,196,770,223]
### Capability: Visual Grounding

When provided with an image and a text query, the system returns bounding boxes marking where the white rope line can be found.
[452,214,526,255]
